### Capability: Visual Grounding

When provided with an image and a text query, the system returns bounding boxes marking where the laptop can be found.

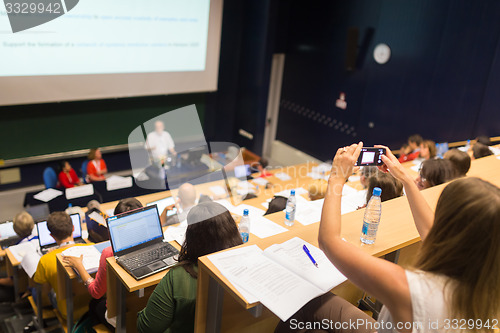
[146,196,178,217]
[234,164,253,180]
[106,205,179,280]
[36,213,86,254]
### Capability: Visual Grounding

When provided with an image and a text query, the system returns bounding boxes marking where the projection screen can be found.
[0,0,223,106]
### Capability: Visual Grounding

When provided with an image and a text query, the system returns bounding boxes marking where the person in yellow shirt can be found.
[33,211,89,321]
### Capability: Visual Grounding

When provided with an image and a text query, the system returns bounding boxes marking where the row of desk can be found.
[5,154,500,332]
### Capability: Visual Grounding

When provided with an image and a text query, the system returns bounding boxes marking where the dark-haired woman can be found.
[416,158,457,190]
[137,201,243,333]
[58,160,82,188]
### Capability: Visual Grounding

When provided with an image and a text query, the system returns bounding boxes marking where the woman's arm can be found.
[137,272,175,333]
[375,145,434,240]
[318,143,412,330]
[63,255,92,284]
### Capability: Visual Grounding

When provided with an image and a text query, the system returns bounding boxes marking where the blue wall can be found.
[276,0,500,161]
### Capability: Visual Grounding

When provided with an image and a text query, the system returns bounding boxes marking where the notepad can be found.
[34,188,63,202]
[62,245,102,274]
[208,237,347,322]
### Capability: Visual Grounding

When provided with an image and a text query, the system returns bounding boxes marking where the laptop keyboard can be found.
[121,245,177,270]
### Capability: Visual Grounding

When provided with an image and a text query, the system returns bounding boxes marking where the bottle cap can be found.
[373,187,382,196]
[243,209,249,216]
[290,190,295,195]
[68,203,73,207]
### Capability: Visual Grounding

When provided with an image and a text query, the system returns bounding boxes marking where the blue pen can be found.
[302,245,318,268]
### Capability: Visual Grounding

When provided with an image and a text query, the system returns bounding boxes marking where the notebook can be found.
[106,205,179,280]
[36,213,86,254]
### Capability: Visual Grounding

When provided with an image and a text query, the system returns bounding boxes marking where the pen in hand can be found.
[302,245,318,268]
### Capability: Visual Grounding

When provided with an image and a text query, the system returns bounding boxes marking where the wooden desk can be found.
[5,248,24,302]
[194,156,500,332]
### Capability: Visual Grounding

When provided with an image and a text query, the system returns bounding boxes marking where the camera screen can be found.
[355,148,385,166]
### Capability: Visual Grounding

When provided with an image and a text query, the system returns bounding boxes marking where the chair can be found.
[81,160,89,183]
[42,167,58,189]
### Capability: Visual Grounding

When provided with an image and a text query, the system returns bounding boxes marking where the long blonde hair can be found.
[415,177,500,332]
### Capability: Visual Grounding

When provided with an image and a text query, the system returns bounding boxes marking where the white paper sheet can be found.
[214,199,236,213]
[250,216,288,238]
[0,222,16,240]
[291,196,321,225]
[21,251,42,278]
[208,245,326,322]
[33,188,63,202]
[66,184,94,200]
[8,241,38,262]
[61,245,101,273]
[106,176,133,191]
[274,172,291,181]
[264,237,347,292]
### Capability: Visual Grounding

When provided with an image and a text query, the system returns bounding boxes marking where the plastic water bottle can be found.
[239,209,250,243]
[284,190,296,226]
[465,139,471,151]
[360,187,382,244]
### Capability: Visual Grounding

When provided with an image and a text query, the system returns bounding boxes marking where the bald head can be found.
[178,183,196,209]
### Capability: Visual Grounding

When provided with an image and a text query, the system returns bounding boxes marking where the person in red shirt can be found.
[58,161,82,188]
[398,134,423,163]
[86,148,108,182]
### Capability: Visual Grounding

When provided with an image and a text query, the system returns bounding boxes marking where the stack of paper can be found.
[66,184,94,200]
[106,176,133,191]
[208,237,347,321]
[294,197,323,225]
[34,188,63,202]
[62,245,102,274]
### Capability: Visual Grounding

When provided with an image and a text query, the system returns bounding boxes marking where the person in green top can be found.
[137,201,243,333]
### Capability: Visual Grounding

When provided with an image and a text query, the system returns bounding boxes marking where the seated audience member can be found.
[137,201,243,333]
[255,158,273,177]
[443,149,471,177]
[86,148,108,182]
[398,134,423,163]
[276,143,500,333]
[476,135,491,146]
[63,198,143,329]
[13,211,36,244]
[472,142,493,160]
[365,172,403,203]
[416,159,457,190]
[160,183,197,226]
[58,160,82,188]
[33,212,88,320]
[308,179,328,201]
[419,140,437,160]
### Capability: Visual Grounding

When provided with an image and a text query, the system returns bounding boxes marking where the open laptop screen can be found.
[234,164,251,178]
[37,213,82,247]
[146,197,177,217]
[107,206,163,253]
